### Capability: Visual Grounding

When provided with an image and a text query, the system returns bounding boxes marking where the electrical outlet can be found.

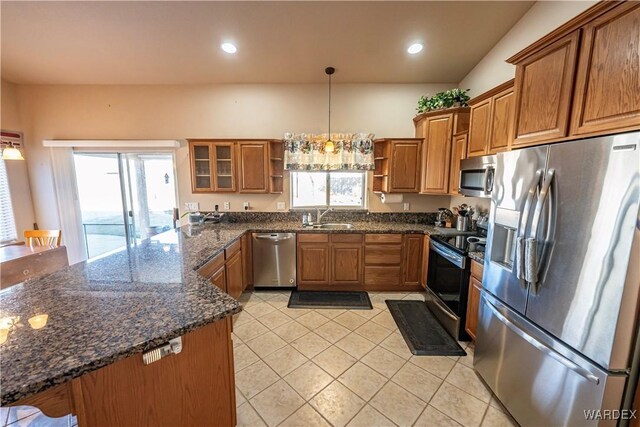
[403,202,410,211]
[223,202,230,210]
[185,202,199,211]
[276,202,286,210]
[243,202,250,210]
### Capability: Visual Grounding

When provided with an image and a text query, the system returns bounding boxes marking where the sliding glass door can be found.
[73,152,177,259]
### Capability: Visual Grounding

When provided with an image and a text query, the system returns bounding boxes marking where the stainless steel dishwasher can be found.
[251,233,296,288]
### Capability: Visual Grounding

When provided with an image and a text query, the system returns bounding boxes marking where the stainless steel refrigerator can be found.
[475,132,640,426]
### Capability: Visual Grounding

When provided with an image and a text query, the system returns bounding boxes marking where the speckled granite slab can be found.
[0,219,441,405]
[469,251,485,263]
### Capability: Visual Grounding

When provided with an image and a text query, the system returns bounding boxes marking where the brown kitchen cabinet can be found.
[373,138,423,193]
[237,141,269,193]
[467,80,515,157]
[421,235,430,288]
[210,266,226,292]
[297,234,331,287]
[570,2,640,136]
[241,233,253,290]
[188,140,236,193]
[330,234,363,286]
[465,259,484,341]
[225,251,243,299]
[448,133,467,195]
[414,108,469,194]
[189,142,215,192]
[402,234,423,286]
[268,140,285,194]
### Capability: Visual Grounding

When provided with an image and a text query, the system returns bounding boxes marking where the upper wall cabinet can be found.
[508,1,640,148]
[467,80,515,157]
[188,139,283,194]
[414,108,469,194]
[570,2,640,136]
[372,138,423,193]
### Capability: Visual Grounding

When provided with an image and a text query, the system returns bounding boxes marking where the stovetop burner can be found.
[430,227,487,255]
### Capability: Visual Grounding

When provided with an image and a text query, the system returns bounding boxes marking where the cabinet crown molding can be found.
[413,106,470,124]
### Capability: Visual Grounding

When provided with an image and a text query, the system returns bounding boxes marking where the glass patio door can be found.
[73,152,177,259]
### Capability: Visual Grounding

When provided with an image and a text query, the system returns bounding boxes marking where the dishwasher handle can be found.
[254,234,294,243]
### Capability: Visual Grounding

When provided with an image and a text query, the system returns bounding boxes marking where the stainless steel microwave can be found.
[459,155,496,198]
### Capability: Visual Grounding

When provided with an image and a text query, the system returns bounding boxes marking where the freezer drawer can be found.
[475,291,627,427]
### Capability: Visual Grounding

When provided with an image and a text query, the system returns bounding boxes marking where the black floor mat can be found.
[385,300,466,356]
[288,291,372,310]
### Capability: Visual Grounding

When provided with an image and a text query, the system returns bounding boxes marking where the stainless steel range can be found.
[476,132,640,426]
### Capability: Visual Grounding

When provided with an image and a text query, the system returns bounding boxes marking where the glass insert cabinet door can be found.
[189,141,236,192]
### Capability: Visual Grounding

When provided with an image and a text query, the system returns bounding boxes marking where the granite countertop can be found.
[0,219,443,405]
[469,251,485,263]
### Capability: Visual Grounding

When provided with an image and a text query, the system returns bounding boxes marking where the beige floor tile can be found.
[310,381,366,427]
[253,291,280,301]
[280,404,332,427]
[333,311,368,330]
[232,333,244,348]
[414,405,462,427]
[315,321,351,343]
[233,311,254,327]
[267,300,289,310]
[290,332,332,358]
[234,344,261,372]
[354,321,392,344]
[250,380,305,427]
[446,363,492,403]
[297,311,331,329]
[459,344,475,368]
[283,308,311,319]
[244,301,278,318]
[236,402,266,427]
[335,332,376,359]
[409,355,456,379]
[313,346,357,377]
[346,405,396,427]
[372,301,391,312]
[360,346,406,378]
[352,307,382,320]
[272,321,311,343]
[338,362,388,401]
[263,345,308,376]
[481,405,517,427]
[380,332,412,359]
[402,293,426,301]
[391,362,443,403]
[284,361,334,400]
[235,360,280,399]
[371,311,399,330]
[257,310,293,330]
[236,388,247,407]
[430,382,488,427]
[369,381,426,426]
[245,331,288,358]
[238,292,263,304]
[316,308,344,319]
[234,319,270,342]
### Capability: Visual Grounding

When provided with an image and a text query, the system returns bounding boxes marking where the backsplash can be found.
[214,211,438,224]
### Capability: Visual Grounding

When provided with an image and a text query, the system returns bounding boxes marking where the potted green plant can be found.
[417,88,471,114]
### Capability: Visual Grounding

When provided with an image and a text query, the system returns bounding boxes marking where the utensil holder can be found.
[456,216,469,231]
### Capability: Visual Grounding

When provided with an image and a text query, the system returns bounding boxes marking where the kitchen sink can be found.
[312,223,354,230]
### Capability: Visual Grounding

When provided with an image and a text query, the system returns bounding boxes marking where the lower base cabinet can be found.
[226,251,244,299]
[465,259,484,340]
[299,233,423,291]
[197,239,246,299]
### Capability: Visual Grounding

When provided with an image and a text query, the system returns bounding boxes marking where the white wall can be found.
[0,79,36,237]
[459,1,597,97]
[16,83,458,229]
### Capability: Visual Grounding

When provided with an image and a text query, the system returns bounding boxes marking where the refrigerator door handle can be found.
[526,168,555,289]
[482,294,600,385]
[516,170,542,286]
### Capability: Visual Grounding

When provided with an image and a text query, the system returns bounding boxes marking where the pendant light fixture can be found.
[324,66,335,154]
[1,141,24,160]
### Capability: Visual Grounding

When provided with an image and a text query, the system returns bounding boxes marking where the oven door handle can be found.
[430,240,465,268]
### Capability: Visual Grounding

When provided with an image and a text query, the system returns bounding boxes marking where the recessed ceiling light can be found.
[221,43,237,54]
[407,43,423,55]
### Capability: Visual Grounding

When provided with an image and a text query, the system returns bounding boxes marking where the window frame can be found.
[0,158,18,245]
[290,170,367,209]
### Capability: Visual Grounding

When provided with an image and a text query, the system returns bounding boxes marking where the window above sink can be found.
[290,171,366,209]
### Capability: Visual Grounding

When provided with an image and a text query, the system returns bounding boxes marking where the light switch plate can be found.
[276,202,286,210]
[243,202,250,209]
[403,202,410,211]
[185,202,199,211]
[223,202,230,210]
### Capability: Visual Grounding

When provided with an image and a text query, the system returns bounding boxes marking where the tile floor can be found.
[233,290,519,427]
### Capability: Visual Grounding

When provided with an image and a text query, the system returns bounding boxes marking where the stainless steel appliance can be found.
[459,154,496,198]
[427,225,487,341]
[251,233,296,288]
[476,132,640,426]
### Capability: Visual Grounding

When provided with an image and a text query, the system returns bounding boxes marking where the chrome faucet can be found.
[316,207,333,224]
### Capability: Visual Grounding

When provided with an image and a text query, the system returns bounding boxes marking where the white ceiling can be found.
[1,1,534,85]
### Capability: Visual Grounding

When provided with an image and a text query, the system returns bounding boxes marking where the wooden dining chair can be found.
[24,230,62,247]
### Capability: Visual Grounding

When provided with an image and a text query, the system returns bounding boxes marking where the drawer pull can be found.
[142,337,183,365]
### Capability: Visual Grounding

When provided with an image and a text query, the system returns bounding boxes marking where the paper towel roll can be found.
[380,193,403,204]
